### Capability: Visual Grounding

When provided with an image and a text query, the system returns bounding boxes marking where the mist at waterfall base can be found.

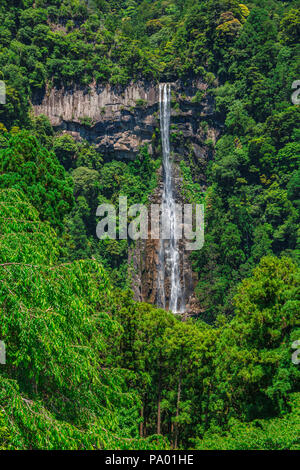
[157,83,185,314]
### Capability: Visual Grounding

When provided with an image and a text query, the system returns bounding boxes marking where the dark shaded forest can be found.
[0,0,299,450]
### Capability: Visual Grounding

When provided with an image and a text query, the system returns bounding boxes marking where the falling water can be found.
[157,84,184,314]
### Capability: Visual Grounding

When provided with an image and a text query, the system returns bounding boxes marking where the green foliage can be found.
[191,90,205,104]
[0,0,286,99]
[191,0,300,319]
[113,256,299,449]
[0,411,10,450]
[54,139,159,286]
[195,393,300,450]
[53,134,80,170]
[179,160,204,204]
[280,8,300,45]
[211,256,299,425]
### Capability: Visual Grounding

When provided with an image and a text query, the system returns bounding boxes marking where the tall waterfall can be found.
[157,83,184,314]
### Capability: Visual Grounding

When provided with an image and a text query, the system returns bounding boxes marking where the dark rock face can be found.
[33,81,158,160]
[33,79,220,314]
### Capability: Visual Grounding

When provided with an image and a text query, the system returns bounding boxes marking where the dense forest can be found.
[0,0,299,450]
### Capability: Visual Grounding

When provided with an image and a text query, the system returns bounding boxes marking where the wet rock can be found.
[32,79,221,169]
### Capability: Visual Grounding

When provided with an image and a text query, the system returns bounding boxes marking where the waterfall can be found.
[157,84,184,314]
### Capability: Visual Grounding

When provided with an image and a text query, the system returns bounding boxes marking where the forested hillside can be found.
[0,0,299,450]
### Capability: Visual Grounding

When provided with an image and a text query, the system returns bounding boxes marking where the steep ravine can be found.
[33,80,221,314]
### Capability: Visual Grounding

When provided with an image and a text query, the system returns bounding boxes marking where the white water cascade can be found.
[157,83,184,314]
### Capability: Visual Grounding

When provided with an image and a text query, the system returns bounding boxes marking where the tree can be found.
[211,256,300,425]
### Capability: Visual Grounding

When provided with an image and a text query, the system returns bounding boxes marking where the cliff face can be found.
[33,80,220,314]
